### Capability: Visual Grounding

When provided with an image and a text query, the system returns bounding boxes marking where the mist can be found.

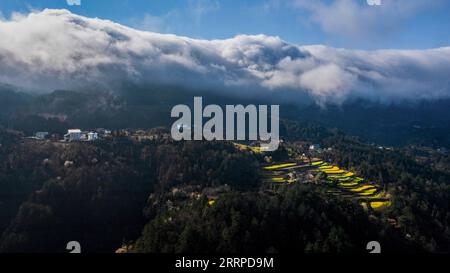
[1,9,450,105]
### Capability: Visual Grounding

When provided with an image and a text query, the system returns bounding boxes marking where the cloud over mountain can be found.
[0,9,449,104]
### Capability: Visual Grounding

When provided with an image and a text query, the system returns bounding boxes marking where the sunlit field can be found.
[261,155,391,211]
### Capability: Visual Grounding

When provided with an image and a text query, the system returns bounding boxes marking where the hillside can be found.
[1,87,450,149]
[1,123,449,253]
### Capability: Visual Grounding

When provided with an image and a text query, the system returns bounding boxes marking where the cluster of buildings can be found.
[31,128,176,143]
[32,128,111,142]
[128,129,172,142]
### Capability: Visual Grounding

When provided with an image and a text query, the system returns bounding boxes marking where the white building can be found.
[87,132,99,141]
[64,129,83,142]
[64,129,102,142]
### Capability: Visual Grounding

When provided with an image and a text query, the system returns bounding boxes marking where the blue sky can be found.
[1,0,450,49]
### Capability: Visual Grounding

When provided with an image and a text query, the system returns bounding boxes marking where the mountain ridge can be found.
[1,87,449,148]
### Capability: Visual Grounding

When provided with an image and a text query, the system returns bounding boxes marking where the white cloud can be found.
[292,0,442,43]
[135,13,172,33]
[299,63,356,103]
[0,9,450,104]
[188,0,220,23]
[66,0,81,6]
[133,1,219,34]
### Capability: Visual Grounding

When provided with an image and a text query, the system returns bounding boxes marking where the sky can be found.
[1,7,450,104]
[0,0,450,50]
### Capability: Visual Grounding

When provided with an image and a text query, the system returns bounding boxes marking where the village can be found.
[28,128,175,143]
[29,128,112,142]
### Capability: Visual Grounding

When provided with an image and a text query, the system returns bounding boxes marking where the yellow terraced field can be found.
[324,170,345,174]
[271,177,287,183]
[362,191,386,200]
[264,163,297,170]
[371,192,383,198]
[350,185,376,192]
[328,177,351,182]
[323,169,344,173]
[323,166,340,171]
[234,143,263,154]
[311,161,324,166]
[370,201,391,209]
[358,189,378,196]
[338,177,352,181]
[339,182,359,187]
[261,157,391,211]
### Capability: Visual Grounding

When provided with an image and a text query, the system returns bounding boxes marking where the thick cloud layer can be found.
[1,9,450,104]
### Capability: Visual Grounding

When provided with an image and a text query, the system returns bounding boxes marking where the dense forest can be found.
[1,116,449,253]
[133,186,415,253]
[0,129,259,252]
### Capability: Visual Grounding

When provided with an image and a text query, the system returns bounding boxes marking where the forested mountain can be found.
[1,87,450,148]
[0,130,259,252]
[1,119,449,253]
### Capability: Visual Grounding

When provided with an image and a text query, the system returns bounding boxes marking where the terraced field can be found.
[232,143,391,210]
[262,159,391,210]
[234,143,264,154]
